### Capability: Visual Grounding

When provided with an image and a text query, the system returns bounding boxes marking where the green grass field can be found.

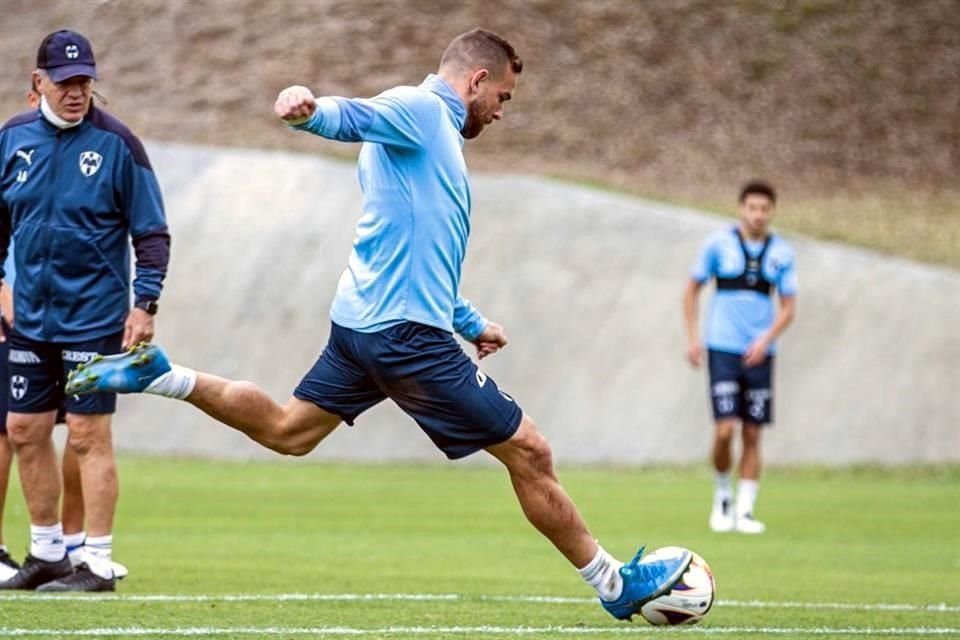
[0,459,957,639]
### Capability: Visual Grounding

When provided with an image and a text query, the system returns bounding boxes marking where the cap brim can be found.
[46,64,97,83]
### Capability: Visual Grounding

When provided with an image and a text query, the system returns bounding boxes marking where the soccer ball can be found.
[639,547,716,626]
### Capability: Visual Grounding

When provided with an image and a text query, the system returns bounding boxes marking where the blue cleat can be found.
[65,342,171,396]
[600,546,693,621]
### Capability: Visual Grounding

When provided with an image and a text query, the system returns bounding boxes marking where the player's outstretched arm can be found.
[274,85,317,126]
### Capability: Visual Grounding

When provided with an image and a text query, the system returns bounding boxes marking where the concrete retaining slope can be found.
[111,141,960,464]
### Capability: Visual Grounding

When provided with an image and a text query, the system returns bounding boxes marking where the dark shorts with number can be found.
[7,328,124,417]
[294,321,523,459]
[707,349,774,425]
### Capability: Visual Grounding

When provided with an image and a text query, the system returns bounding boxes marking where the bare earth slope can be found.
[1,0,958,263]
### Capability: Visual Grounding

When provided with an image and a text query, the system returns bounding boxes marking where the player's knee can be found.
[715,420,736,443]
[66,416,111,457]
[6,425,31,449]
[274,438,315,457]
[6,416,47,448]
[267,415,322,457]
[511,419,555,478]
[66,429,105,458]
[259,428,309,456]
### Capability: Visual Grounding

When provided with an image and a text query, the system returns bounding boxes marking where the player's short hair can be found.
[440,28,523,78]
[739,180,777,204]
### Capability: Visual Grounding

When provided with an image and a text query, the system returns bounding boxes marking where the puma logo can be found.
[16,149,35,166]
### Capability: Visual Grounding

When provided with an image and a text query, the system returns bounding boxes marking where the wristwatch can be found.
[135,299,159,315]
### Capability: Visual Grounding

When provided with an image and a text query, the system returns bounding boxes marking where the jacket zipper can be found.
[40,129,63,338]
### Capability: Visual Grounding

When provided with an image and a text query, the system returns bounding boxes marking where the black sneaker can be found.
[0,554,72,590]
[36,563,116,592]
[0,549,20,572]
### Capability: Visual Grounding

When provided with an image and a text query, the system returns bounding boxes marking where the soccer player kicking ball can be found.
[66,28,689,619]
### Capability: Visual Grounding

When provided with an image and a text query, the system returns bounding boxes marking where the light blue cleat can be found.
[65,342,171,396]
[600,546,693,621]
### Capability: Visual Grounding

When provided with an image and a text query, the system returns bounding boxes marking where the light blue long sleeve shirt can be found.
[294,74,487,340]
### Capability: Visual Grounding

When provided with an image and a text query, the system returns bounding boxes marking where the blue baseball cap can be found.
[36,30,98,82]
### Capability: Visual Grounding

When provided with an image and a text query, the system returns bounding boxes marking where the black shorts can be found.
[8,329,123,416]
[295,321,523,459]
[707,349,774,425]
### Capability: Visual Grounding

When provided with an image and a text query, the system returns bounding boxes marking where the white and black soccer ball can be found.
[639,547,716,626]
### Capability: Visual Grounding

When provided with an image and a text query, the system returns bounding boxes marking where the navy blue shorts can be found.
[0,322,67,434]
[707,349,774,425]
[8,329,123,416]
[294,322,523,459]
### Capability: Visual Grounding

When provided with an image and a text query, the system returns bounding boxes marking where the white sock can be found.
[64,531,86,567]
[578,544,624,602]
[145,364,197,399]
[30,523,65,562]
[737,479,760,517]
[714,471,733,508]
[83,534,114,579]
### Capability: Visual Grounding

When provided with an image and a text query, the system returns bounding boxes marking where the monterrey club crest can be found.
[79,151,103,177]
[11,375,28,401]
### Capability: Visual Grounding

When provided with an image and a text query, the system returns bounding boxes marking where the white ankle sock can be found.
[714,471,733,507]
[64,531,86,567]
[83,534,114,579]
[145,364,197,399]
[30,523,65,562]
[577,545,624,601]
[737,479,760,516]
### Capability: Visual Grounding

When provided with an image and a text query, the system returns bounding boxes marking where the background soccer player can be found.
[683,180,797,534]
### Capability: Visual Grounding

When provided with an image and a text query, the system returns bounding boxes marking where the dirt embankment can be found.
[2,0,958,256]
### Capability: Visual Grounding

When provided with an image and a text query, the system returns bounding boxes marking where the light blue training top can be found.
[294,74,487,340]
[690,227,798,355]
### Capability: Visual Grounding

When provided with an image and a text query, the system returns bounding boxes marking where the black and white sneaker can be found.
[36,563,116,592]
[709,498,735,532]
[0,554,73,590]
[0,549,21,581]
[0,549,20,571]
[735,511,767,534]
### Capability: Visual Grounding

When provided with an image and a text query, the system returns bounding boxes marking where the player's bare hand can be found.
[473,321,508,360]
[686,342,704,368]
[275,85,317,124]
[742,338,770,367]
[124,307,155,350]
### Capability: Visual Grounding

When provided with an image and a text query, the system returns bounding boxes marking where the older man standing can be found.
[0,30,170,591]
